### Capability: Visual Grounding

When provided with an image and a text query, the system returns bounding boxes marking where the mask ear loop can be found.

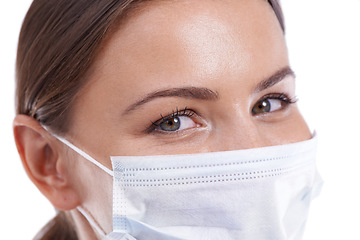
[41,125,114,177]
[78,206,107,238]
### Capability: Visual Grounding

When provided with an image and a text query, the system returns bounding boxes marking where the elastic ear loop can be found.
[53,134,114,176]
[42,125,114,177]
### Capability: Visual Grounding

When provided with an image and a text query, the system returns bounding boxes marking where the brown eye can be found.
[252,99,283,115]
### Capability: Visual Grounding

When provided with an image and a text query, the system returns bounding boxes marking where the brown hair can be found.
[16,0,144,135]
[16,0,285,239]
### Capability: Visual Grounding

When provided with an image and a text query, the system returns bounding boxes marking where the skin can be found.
[13,0,311,239]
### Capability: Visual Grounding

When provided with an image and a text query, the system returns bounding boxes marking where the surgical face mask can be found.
[51,132,322,240]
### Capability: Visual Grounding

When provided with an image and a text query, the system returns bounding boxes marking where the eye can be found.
[149,108,199,133]
[158,116,197,132]
[252,94,296,115]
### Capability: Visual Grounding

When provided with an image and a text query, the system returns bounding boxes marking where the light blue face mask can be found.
[50,130,322,240]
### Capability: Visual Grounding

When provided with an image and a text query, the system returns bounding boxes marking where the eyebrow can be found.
[254,67,295,93]
[123,66,294,115]
[123,87,219,114]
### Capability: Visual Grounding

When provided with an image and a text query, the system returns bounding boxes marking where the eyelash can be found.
[145,93,297,134]
[258,93,298,105]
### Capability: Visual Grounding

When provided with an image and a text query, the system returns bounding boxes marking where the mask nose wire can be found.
[41,125,114,177]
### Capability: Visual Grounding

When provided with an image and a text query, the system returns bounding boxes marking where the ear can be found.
[13,115,80,211]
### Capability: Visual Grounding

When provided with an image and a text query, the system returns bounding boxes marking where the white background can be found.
[1,0,359,239]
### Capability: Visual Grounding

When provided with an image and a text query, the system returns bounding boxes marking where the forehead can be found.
[86,0,288,102]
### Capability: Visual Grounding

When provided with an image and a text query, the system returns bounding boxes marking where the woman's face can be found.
[66,0,311,235]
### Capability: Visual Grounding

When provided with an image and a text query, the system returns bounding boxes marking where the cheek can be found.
[71,155,114,233]
[259,109,312,146]
[90,174,113,234]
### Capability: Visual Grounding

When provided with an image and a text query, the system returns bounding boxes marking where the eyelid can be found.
[258,93,297,104]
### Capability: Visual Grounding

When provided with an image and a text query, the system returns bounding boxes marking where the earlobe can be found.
[13,115,80,210]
